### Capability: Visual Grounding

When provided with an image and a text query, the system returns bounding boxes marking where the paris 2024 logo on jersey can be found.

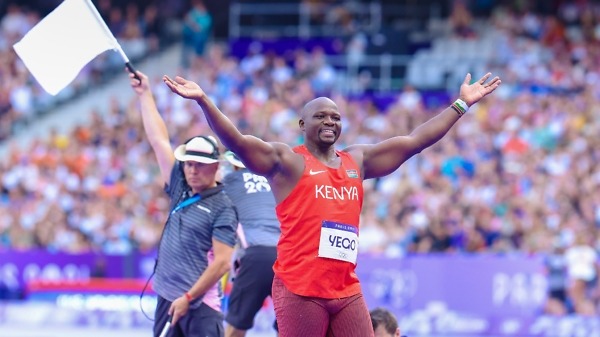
[242,172,271,193]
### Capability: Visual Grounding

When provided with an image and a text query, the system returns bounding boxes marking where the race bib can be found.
[318,220,358,264]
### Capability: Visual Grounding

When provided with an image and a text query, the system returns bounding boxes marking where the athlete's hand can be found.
[168,295,190,326]
[163,75,206,101]
[459,72,501,107]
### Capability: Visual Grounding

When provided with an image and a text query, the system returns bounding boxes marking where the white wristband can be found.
[451,98,469,116]
[454,98,469,112]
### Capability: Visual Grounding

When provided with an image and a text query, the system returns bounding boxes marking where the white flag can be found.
[13,0,116,95]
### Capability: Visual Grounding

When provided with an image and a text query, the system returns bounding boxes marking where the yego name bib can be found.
[318,220,358,264]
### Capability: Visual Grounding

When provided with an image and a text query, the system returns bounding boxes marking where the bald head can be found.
[301,97,338,120]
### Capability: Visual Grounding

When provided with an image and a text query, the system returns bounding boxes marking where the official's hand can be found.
[168,295,191,326]
[459,72,501,107]
[163,75,206,101]
[127,69,150,95]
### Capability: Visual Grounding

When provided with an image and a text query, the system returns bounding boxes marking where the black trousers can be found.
[153,296,224,337]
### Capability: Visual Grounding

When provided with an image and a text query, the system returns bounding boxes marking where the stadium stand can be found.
[1,0,599,332]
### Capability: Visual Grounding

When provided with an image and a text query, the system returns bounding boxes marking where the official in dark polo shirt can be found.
[128,69,237,337]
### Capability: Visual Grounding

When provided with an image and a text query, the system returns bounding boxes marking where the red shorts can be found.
[272,275,374,337]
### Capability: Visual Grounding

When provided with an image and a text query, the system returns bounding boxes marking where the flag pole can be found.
[158,316,172,337]
[83,0,141,83]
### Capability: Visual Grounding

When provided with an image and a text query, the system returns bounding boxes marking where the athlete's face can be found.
[183,161,219,193]
[300,97,341,146]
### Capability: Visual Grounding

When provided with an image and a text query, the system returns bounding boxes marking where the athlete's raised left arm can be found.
[346,73,501,180]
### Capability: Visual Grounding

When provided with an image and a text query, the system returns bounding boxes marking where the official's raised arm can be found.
[129,70,174,185]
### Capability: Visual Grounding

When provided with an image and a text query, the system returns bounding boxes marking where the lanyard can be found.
[170,194,201,215]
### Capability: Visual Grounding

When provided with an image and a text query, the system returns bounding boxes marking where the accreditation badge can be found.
[318,220,358,264]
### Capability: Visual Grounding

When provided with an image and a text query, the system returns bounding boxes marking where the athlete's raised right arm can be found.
[162,75,286,178]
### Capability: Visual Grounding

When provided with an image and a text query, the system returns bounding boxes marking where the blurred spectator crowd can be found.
[1,1,599,315]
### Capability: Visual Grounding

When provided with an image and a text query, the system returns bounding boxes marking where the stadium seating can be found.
[1,0,599,324]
